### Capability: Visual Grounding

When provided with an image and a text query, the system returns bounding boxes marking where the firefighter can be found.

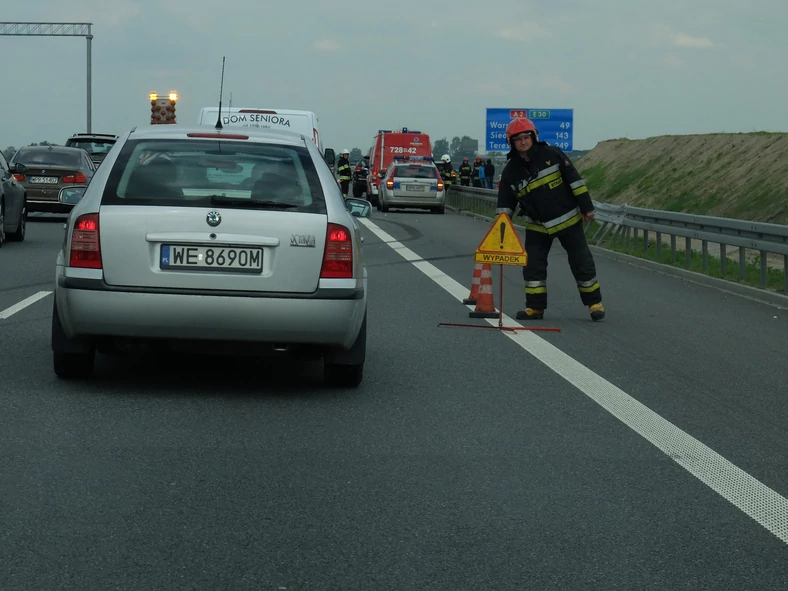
[337,149,351,199]
[495,118,605,321]
[472,156,484,187]
[458,157,472,186]
[439,154,454,189]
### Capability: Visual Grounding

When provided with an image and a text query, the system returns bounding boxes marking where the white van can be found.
[197,107,333,165]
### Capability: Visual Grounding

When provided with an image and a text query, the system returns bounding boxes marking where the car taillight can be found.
[386,179,394,189]
[12,173,24,181]
[69,213,102,269]
[320,223,353,279]
[437,180,444,190]
[62,172,88,183]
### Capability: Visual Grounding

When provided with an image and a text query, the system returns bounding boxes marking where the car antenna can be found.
[215,56,226,130]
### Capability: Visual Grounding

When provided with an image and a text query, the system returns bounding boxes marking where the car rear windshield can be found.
[66,138,116,155]
[393,165,439,179]
[100,138,326,213]
[16,149,82,168]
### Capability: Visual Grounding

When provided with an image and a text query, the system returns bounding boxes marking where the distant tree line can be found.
[2,141,58,161]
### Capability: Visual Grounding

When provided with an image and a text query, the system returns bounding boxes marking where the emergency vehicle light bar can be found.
[393,155,433,161]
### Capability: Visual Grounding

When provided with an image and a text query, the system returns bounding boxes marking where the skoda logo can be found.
[206,211,221,227]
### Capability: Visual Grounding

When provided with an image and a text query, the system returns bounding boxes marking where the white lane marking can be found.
[360,217,788,545]
[0,291,52,320]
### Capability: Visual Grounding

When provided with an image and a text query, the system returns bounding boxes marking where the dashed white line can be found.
[0,290,52,320]
[360,217,788,545]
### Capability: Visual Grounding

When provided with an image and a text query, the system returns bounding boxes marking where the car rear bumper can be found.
[384,192,445,207]
[29,199,74,214]
[56,278,367,349]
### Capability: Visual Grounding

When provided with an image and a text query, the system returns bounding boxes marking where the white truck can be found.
[197,107,335,170]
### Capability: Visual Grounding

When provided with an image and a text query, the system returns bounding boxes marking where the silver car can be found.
[52,125,369,387]
[377,156,445,214]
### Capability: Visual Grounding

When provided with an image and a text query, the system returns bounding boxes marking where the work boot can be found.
[589,303,605,321]
[516,308,544,320]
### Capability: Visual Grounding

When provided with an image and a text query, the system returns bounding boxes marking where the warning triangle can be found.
[476,212,526,255]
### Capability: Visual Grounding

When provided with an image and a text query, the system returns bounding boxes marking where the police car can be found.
[376,156,445,214]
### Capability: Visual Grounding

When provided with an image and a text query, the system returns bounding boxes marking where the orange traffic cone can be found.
[463,263,483,305]
[469,264,499,318]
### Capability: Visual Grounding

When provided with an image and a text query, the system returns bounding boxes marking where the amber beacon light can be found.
[149,90,178,125]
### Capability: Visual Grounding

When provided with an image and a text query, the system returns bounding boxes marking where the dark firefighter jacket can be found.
[495,142,593,235]
[440,164,454,184]
[337,156,351,181]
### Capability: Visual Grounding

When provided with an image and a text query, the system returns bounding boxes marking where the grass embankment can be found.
[576,132,788,293]
[576,132,788,225]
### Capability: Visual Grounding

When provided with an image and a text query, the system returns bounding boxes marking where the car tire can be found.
[352,186,364,198]
[324,363,363,388]
[52,299,95,379]
[54,351,95,379]
[0,201,5,248]
[8,201,26,242]
[324,310,366,388]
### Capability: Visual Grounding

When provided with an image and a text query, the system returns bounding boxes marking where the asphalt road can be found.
[1,210,787,590]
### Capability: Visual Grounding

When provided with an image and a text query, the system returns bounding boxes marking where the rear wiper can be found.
[209,195,298,209]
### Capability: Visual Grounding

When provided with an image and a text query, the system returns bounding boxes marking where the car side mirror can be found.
[377,172,384,178]
[13,163,28,174]
[345,198,371,218]
[59,186,88,205]
[324,148,335,169]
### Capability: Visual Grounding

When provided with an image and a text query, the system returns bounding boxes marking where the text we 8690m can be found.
[160,245,263,273]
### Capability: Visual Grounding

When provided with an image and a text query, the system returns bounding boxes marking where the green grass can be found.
[578,164,607,191]
[586,222,786,293]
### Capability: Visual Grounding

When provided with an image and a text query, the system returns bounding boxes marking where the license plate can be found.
[29,176,58,184]
[160,245,263,273]
[405,185,426,192]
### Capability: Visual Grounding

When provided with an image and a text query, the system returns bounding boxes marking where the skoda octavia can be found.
[52,125,367,387]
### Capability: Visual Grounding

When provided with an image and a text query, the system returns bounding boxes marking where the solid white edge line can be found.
[359,217,788,545]
[0,290,52,320]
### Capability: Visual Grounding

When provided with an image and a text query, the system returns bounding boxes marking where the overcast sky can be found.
[3,0,787,154]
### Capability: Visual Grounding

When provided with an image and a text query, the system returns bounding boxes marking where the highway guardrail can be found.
[446,185,788,294]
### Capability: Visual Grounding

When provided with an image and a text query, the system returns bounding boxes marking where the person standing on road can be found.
[472,156,484,187]
[458,157,472,186]
[439,154,455,190]
[484,158,495,189]
[495,118,605,321]
[337,149,352,199]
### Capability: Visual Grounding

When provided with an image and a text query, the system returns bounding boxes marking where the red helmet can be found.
[506,118,537,144]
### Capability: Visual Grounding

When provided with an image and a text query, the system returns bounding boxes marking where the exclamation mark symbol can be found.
[499,222,506,249]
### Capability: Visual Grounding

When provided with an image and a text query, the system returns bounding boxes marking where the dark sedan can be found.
[10,145,96,213]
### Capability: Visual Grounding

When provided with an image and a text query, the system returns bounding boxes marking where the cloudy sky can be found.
[3,0,786,154]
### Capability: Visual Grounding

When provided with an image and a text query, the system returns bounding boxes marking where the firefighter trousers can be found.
[522,219,602,310]
[339,180,350,196]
